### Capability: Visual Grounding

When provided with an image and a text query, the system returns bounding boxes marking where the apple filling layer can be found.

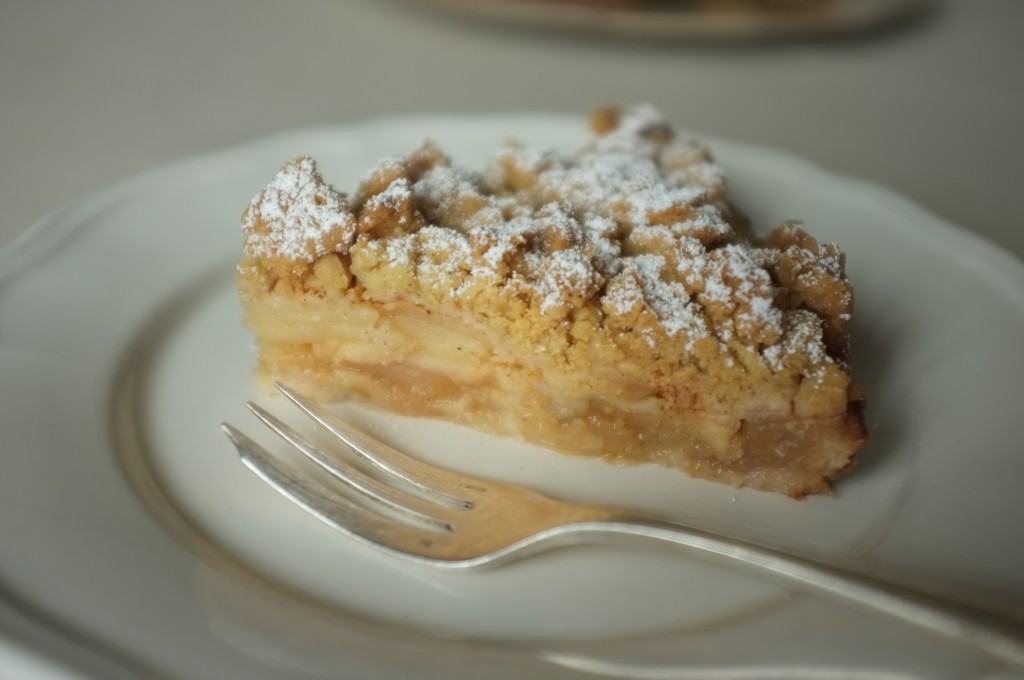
[237,105,867,497]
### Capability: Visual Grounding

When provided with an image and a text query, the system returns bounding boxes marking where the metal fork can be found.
[222,382,1024,665]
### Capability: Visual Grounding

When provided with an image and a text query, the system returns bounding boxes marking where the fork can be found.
[222,382,1024,666]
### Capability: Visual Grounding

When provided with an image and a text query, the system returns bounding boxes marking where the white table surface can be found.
[2,1,1024,677]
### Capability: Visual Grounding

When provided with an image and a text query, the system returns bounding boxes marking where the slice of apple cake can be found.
[236,105,867,497]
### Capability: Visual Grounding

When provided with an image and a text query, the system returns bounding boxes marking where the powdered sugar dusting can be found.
[762,310,833,383]
[243,156,355,262]
[365,177,413,224]
[243,106,853,377]
[625,254,708,346]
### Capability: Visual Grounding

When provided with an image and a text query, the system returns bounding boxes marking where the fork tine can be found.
[273,382,475,509]
[242,403,453,533]
[221,423,448,552]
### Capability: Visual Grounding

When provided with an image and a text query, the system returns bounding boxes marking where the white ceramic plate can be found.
[1,114,1023,679]
[399,0,930,41]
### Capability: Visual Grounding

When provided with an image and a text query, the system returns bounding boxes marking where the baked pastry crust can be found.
[237,105,867,497]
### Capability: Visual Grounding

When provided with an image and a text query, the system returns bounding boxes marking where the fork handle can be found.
[572,518,1024,666]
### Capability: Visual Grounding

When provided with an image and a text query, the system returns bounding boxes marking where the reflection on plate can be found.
[1,114,1023,679]
[397,0,931,40]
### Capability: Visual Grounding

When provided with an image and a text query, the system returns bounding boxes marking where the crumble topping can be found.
[240,105,855,390]
[242,156,357,264]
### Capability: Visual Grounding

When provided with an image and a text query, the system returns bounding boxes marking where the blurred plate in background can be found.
[396,0,931,40]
